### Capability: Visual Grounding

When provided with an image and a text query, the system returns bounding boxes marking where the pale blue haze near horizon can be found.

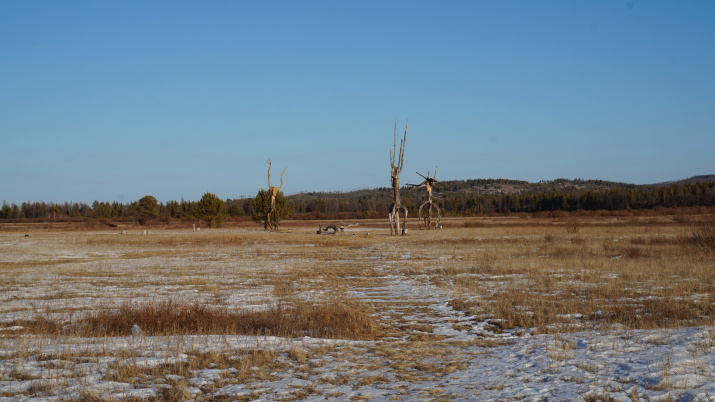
[2,1,714,205]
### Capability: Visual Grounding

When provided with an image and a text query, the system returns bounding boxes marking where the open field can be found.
[1,216,714,401]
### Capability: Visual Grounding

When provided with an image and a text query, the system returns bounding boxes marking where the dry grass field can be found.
[1,214,714,400]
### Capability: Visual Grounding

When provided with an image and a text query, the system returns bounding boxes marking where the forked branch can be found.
[267,159,286,191]
[408,166,439,189]
[390,118,408,175]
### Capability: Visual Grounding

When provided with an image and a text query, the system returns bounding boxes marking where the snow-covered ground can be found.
[1,230,714,401]
[2,321,714,400]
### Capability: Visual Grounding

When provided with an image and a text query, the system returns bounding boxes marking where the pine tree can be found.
[136,195,159,225]
[195,192,227,227]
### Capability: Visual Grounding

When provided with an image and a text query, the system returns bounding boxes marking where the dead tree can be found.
[266,159,286,230]
[389,119,409,235]
[408,166,442,229]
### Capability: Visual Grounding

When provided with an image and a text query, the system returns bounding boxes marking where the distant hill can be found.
[654,175,715,186]
[286,175,715,216]
[292,175,715,199]
[290,177,637,202]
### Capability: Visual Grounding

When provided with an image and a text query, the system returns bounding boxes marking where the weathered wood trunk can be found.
[392,176,402,235]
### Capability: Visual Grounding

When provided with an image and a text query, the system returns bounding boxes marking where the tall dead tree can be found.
[408,166,442,229]
[266,159,286,230]
[389,119,409,235]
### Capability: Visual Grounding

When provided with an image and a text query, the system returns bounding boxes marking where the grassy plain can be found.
[0,214,713,400]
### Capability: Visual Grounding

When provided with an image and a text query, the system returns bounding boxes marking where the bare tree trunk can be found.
[390,203,408,235]
[393,179,402,235]
[265,160,286,231]
[428,200,433,228]
[389,119,408,235]
[389,205,395,235]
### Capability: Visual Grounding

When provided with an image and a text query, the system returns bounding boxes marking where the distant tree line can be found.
[434,182,715,215]
[0,197,242,223]
[2,179,714,223]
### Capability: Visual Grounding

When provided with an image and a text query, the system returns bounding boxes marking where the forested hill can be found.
[3,176,714,221]
[286,176,715,216]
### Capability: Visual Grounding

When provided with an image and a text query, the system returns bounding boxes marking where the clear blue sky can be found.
[2,1,714,205]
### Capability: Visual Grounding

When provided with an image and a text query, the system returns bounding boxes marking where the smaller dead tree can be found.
[317,222,358,235]
[408,166,442,229]
[389,119,409,235]
[338,221,358,232]
[266,159,286,230]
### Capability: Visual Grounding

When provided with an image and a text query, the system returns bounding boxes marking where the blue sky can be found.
[2,1,714,204]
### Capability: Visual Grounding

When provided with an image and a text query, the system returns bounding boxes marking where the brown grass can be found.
[17,297,382,340]
[438,220,714,334]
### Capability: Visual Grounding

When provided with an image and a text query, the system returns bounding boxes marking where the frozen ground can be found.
[1,230,714,401]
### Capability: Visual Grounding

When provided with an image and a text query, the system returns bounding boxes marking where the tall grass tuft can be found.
[26,298,382,340]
